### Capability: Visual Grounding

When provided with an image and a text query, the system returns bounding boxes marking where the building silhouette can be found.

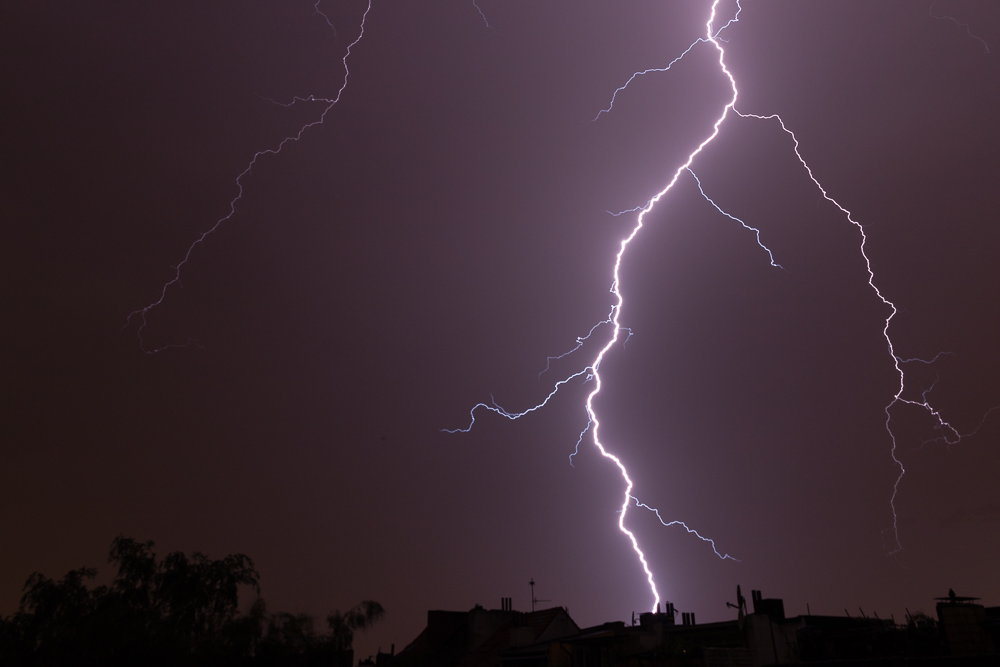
[388,604,579,667]
[379,589,1000,667]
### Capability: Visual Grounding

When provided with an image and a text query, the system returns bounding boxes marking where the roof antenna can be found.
[529,579,550,612]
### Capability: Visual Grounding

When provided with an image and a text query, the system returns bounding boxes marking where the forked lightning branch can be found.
[446,0,986,609]
[123,1,991,612]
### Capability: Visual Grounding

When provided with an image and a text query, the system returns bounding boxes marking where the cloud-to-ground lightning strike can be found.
[448,0,750,611]
[448,0,995,607]
[124,1,371,353]
[576,0,744,609]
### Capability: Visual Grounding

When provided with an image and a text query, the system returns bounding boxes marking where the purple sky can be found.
[3,0,1000,660]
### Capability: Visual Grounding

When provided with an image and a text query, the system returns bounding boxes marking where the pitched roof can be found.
[392,607,580,667]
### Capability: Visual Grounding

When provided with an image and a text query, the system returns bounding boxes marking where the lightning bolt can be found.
[120,0,992,611]
[688,168,783,270]
[124,0,371,353]
[929,0,990,53]
[631,497,739,563]
[472,0,492,30]
[575,1,745,609]
[448,0,748,611]
[726,108,1000,553]
[448,0,995,607]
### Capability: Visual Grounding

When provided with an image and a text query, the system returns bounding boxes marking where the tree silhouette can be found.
[328,600,386,652]
[0,536,382,666]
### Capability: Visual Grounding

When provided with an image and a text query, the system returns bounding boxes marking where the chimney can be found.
[751,590,784,620]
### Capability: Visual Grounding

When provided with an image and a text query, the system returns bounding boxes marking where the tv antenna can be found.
[726,584,747,617]
[529,579,550,612]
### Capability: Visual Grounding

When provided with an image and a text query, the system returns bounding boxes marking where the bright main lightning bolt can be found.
[124,1,371,353]
[450,0,992,606]
[579,0,743,610]
[448,0,747,611]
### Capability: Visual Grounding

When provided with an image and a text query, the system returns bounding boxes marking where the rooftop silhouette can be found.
[374,587,1000,667]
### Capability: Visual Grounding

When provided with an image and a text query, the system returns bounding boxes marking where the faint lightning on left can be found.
[123,1,372,353]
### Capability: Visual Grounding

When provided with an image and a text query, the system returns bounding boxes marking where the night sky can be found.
[3,0,1000,660]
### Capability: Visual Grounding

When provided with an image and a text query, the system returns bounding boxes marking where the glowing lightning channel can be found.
[569,416,592,467]
[472,0,492,29]
[602,0,996,557]
[687,168,783,269]
[443,366,594,434]
[124,1,372,353]
[929,0,990,53]
[593,1,741,121]
[447,0,745,612]
[726,108,995,553]
[607,200,652,217]
[450,0,995,608]
[539,321,608,380]
[631,497,740,562]
[579,0,744,610]
[313,1,339,39]
[538,320,632,380]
